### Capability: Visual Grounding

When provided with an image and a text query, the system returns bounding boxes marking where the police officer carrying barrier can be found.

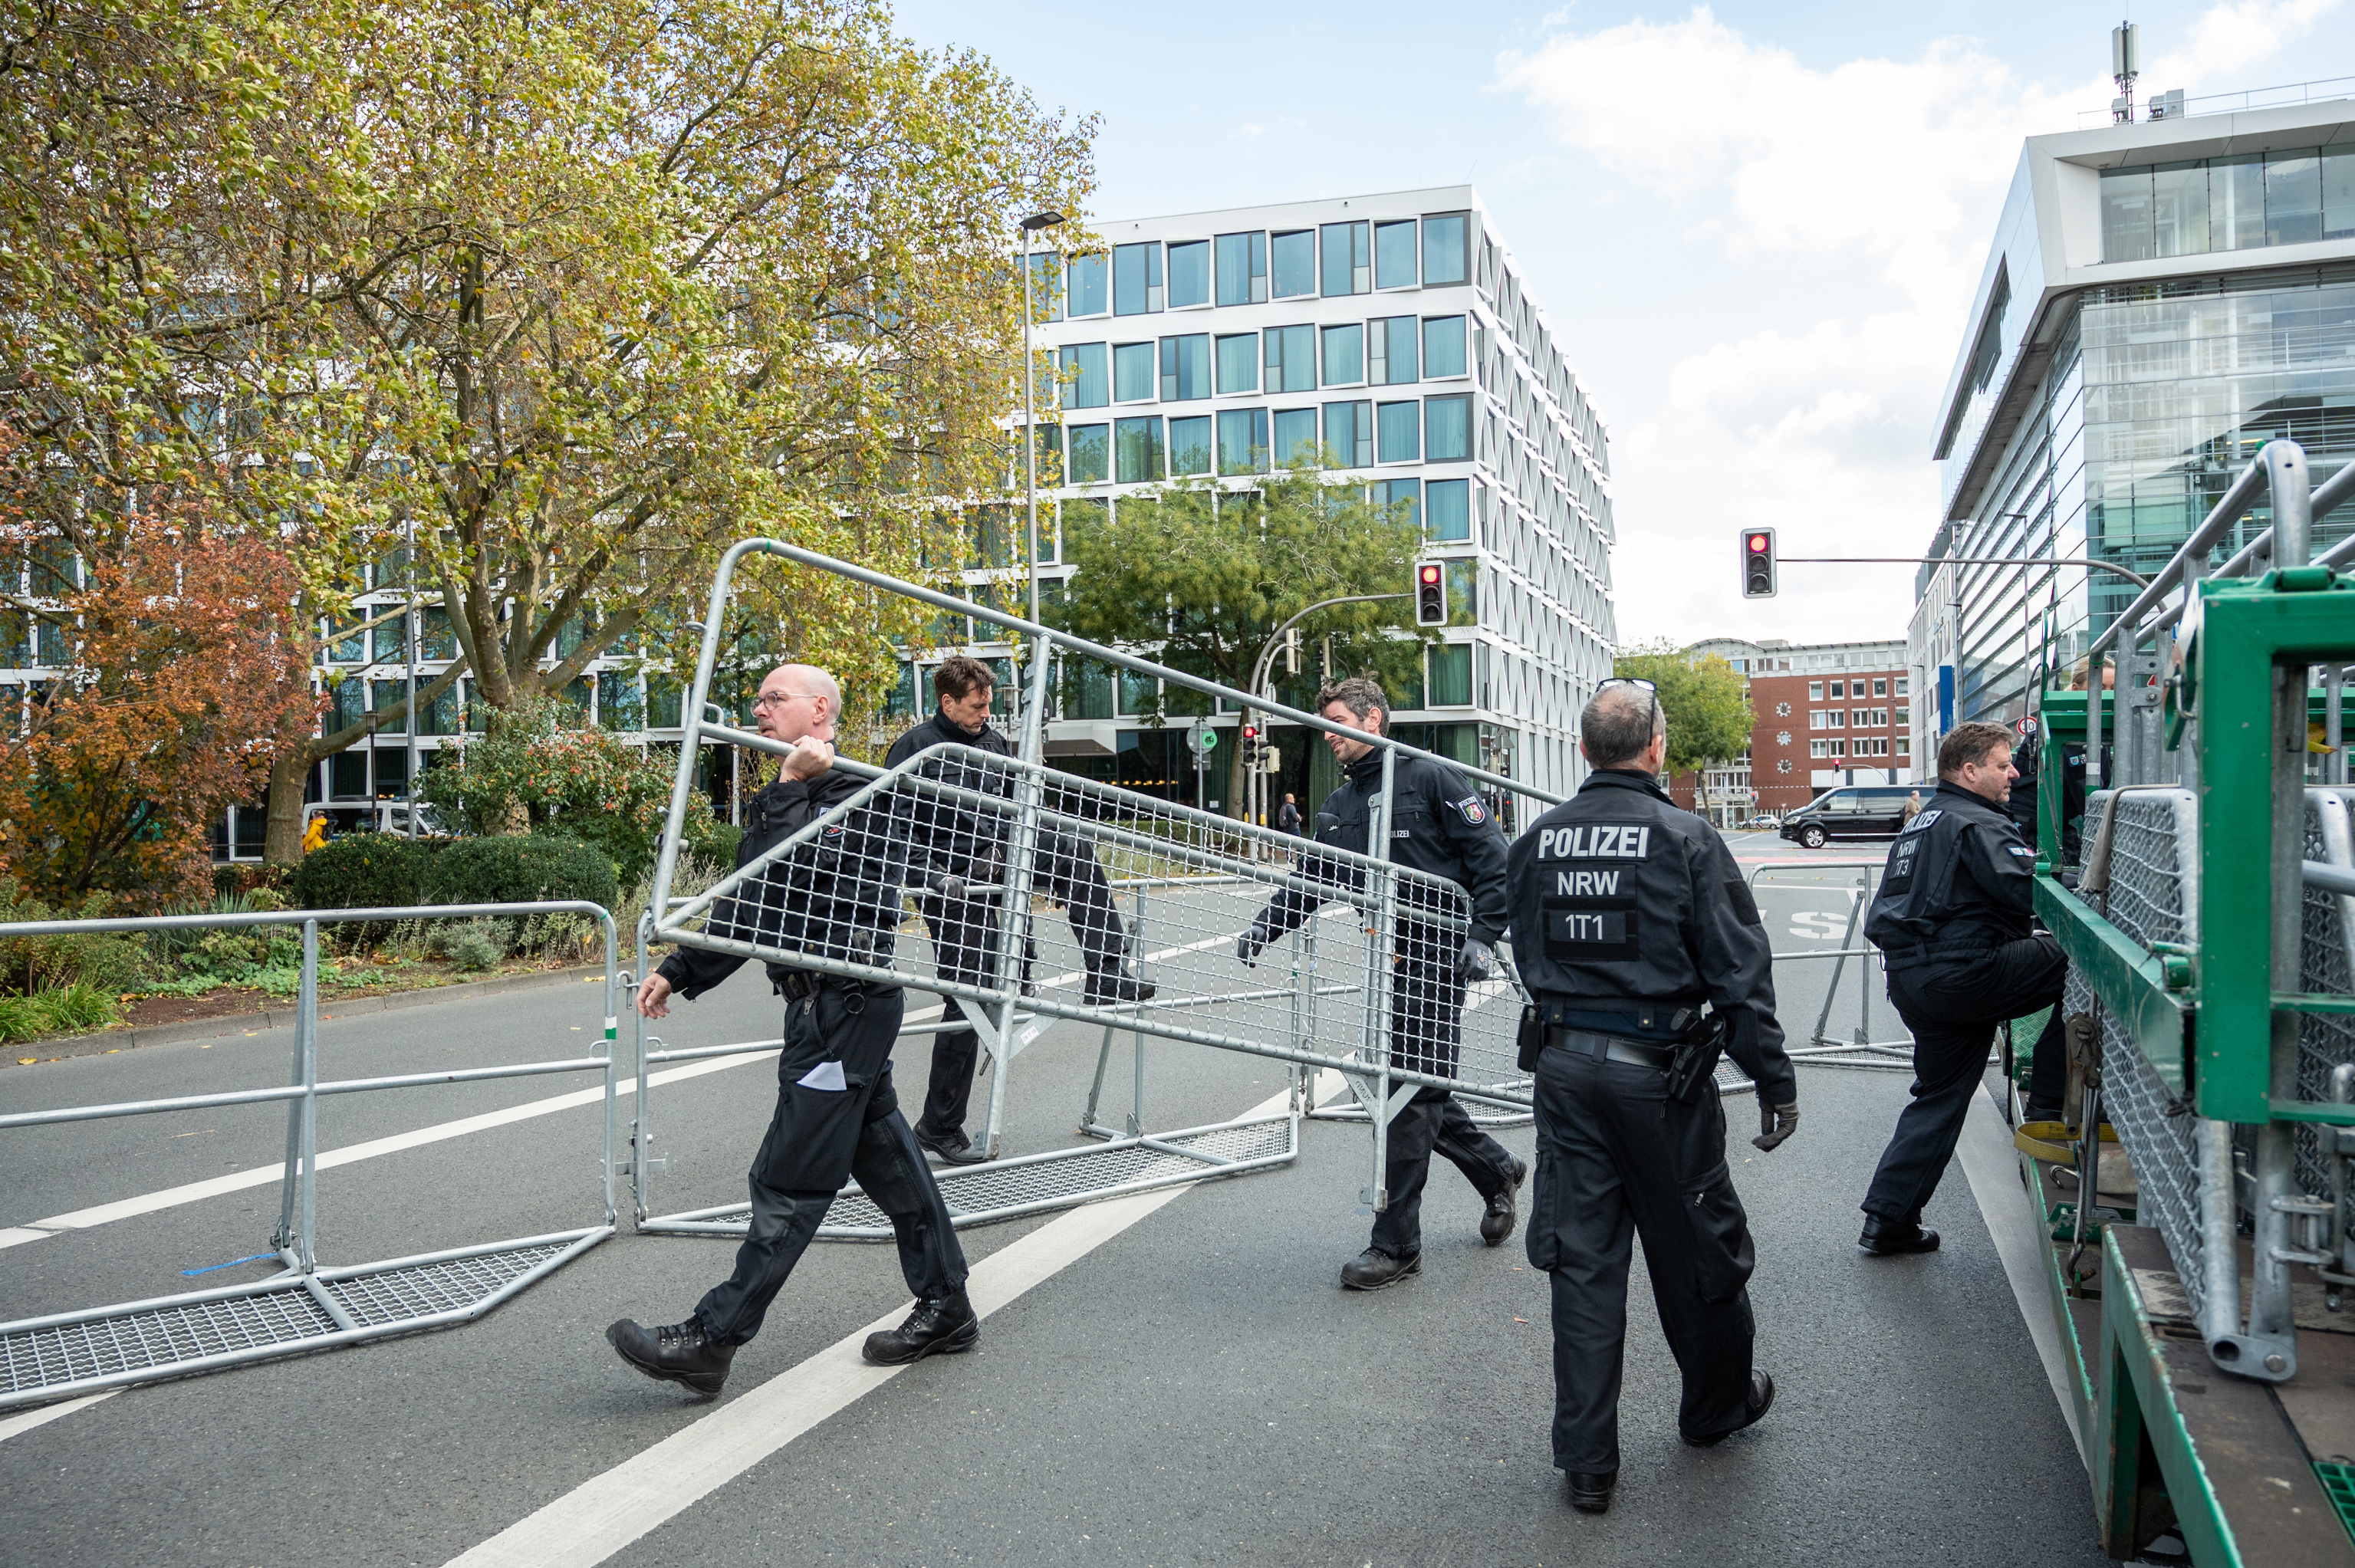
[1235,676,1526,1290]
[607,663,975,1396]
[1507,678,1797,1515]
[1860,720,2067,1257]
[885,656,1155,1165]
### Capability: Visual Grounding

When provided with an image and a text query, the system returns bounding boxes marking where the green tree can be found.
[0,0,1097,861]
[1049,466,1436,814]
[1612,641,1753,785]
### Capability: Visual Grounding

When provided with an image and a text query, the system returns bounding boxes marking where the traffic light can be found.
[1240,725,1261,767]
[1415,561,1447,626]
[1741,529,1777,598]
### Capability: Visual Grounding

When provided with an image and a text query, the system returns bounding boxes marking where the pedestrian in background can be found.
[1275,793,1301,835]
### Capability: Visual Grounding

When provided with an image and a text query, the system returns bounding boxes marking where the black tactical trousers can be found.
[1528,1044,1758,1475]
[919,837,1128,1139]
[1370,922,1517,1257]
[1863,935,2068,1224]
[696,984,966,1346]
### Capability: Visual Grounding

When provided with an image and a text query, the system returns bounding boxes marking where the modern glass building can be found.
[934,185,1617,811]
[1909,98,2355,753]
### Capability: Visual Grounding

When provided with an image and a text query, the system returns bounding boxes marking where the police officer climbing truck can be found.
[607,663,975,1398]
[1507,678,1799,1517]
[1235,676,1528,1290]
[1858,720,2068,1257]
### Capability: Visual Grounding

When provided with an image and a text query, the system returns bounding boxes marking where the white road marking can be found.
[0,1391,116,1443]
[441,1073,1344,1568]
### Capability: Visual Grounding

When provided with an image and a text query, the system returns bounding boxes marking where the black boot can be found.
[1339,1247,1421,1291]
[607,1317,735,1397]
[1480,1157,1529,1245]
[862,1290,980,1365]
[1684,1370,1775,1446]
[914,1123,990,1166]
[1083,971,1156,1007]
[1859,1214,1940,1255]
[1564,1470,1616,1514]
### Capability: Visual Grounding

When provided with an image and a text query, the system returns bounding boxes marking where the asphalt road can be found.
[0,830,2120,1567]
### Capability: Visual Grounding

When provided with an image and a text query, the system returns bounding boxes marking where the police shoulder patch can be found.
[1903,809,1941,833]
[1453,795,1486,825]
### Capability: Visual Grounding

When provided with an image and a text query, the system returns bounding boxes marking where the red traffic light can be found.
[1419,564,1441,585]
[1242,725,1258,741]
[1747,534,1768,552]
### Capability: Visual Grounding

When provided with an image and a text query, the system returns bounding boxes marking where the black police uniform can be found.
[1507,768,1795,1476]
[1242,748,1520,1259]
[654,765,966,1346]
[1861,779,2067,1228]
[884,709,1136,1142]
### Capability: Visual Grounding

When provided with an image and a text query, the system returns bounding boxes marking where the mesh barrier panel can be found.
[327,1241,577,1328]
[2298,789,2355,1198]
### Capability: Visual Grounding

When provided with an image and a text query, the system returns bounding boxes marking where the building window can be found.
[1373,477,1419,530]
[1422,316,1467,378]
[1323,400,1371,468]
[1166,240,1210,309]
[1422,212,1470,286]
[1868,708,1889,726]
[1272,408,1318,467]
[1160,334,1211,401]
[1830,738,1847,758]
[1424,394,1471,461]
[1809,739,1829,758]
[1828,709,1846,728]
[1369,316,1418,385]
[1807,682,1824,701]
[1168,415,1212,476]
[1114,242,1163,315]
[1113,342,1155,403]
[1025,253,1063,322]
[1321,220,1370,296]
[1374,219,1417,289]
[1218,408,1268,474]
[1271,229,1316,297]
[1426,478,1470,541]
[1067,423,1110,484]
[1444,559,1475,625]
[1216,232,1268,306]
[1265,324,1316,393]
[1895,705,1909,728]
[1062,343,1109,409]
[1215,333,1258,394]
[1068,253,1108,317]
[1428,642,1472,705]
[1897,735,1910,755]
[1114,417,1163,483]
[1321,322,1365,386]
[1377,400,1419,463]
[2100,146,2355,261]
[1809,711,1825,730]
[1873,678,1889,696]
[1828,680,1844,698]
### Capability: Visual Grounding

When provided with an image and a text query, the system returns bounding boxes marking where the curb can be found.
[8,962,616,1065]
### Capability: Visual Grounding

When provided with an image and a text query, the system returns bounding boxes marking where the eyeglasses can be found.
[752,689,817,712]
[1595,676,1661,740]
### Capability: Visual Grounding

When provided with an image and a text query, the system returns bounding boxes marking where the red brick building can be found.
[1665,637,1916,823]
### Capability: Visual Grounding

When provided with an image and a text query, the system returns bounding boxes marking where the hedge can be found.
[289,835,437,912]
[421,834,617,915]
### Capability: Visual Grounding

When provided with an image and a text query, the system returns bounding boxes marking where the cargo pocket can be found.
[1681,1160,1755,1303]
[1522,1152,1564,1274]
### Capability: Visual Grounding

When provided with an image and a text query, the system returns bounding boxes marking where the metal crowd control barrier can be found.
[640,537,1572,1230]
[1746,858,1917,1070]
[0,902,621,1411]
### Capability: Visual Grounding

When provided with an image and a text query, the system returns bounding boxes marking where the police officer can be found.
[606,663,973,1396]
[1860,720,2067,1256]
[1235,676,1526,1290]
[886,656,1153,1165]
[1508,679,1797,1515]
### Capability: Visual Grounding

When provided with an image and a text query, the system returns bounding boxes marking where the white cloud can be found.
[1495,2,2343,646]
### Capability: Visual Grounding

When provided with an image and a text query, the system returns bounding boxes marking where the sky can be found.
[892,0,2350,649]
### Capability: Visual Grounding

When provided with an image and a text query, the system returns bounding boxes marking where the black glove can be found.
[1236,930,1266,967]
[1455,937,1495,985]
[1752,1103,1800,1152]
[925,870,969,902]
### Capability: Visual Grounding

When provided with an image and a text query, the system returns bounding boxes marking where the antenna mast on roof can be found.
[2111,20,2140,123]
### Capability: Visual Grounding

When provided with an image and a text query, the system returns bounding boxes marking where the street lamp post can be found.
[1018,211,1065,632]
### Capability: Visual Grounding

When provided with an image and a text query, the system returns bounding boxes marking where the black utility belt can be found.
[776,968,860,1001]
[1544,1027,1676,1072]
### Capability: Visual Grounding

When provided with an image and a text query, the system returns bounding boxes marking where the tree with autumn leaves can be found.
[1,0,1097,867]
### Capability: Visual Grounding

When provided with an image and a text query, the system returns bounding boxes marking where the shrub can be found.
[0,983,121,1043]
[0,879,151,994]
[436,919,508,971]
[289,835,436,912]
[421,834,617,916]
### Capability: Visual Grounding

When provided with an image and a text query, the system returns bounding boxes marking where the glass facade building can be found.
[1911,100,2355,760]
[954,186,1617,807]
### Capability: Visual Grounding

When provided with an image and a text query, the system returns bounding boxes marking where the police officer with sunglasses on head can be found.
[1506,678,1799,1516]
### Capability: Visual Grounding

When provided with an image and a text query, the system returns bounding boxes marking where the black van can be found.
[1778,785,1918,849]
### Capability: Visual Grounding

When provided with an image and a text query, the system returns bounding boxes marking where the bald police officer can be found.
[1859,720,2067,1256]
[1237,676,1525,1289]
[1508,679,1799,1515]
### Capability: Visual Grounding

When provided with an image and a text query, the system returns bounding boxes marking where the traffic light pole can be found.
[1775,555,2150,589]
[1245,591,1409,835]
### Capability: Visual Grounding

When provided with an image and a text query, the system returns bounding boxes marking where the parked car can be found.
[1777,785,1916,850]
[1736,814,1781,831]
[304,801,452,840]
